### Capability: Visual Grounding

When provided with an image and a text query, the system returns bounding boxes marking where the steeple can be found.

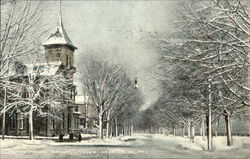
[42,0,77,50]
[58,0,63,29]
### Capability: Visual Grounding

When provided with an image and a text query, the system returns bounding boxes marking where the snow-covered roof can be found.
[26,61,62,76]
[75,96,85,104]
[73,111,81,115]
[42,16,77,50]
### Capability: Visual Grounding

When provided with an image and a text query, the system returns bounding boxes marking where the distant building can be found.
[75,95,98,130]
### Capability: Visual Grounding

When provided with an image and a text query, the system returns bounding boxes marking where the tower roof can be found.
[42,6,77,50]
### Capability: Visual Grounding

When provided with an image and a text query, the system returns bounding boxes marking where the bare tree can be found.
[0,0,45,140]
[112,87,143,137]
[4,59,72,140]
[79,54,140,138]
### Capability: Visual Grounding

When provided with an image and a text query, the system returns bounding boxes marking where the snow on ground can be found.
[151,134,250,151]
[0,134,249,159]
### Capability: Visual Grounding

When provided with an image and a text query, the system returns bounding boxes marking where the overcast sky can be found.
[42,1,178,109]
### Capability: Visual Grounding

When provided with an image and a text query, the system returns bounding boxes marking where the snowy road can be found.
[0,134,250,159]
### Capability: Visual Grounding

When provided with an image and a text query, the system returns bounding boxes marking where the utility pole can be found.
[85,94,89,134]
[207,77,212,150]
[85,102,88,129]
[2,86,7,140]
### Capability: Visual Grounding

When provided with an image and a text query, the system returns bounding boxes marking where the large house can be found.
[75,95,98,130]
[0,12,80,137]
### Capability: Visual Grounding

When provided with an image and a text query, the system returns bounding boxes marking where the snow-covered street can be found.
[1,134,249,159]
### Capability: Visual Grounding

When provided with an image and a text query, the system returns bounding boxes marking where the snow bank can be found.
[141,134,250,151]
[212,136,250,151]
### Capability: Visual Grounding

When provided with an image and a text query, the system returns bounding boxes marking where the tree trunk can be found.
[200,125,202,137]
[129,125,131,135]
[1,86,7,140]
[182,126,185,137]
[207,109,212,150]
[115,118,118,137]
[129,125,131,136]
[85,103,88,129]
[106,115,110,138]
[131,124,134,136]
[98,109,103,138]
[224,113,233,146]
[106,121,109,138]
[201,116,205,141]
[191,124,195,137]
[29,111,34,140]
[191,123,195,143]
[124,123,126,136]
[109,123,113,138]
[128,124,130,136]
[187,121,191,138]
[121,125,124,136]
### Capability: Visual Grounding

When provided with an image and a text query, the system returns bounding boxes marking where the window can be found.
[76,118,79,129]
[57,52,60,58]
[68,56,71,67]
[33,66,38,71]
[56,48,61,59]
[56,48,61,54]
[80,119,85,125]
[51,119,55,130]
[66,55,69,65]
[74,117,78,129]
[19,113,24,130]
[47,48,52,54]
[70,88,74,100]
[74,118,76,129]
[10,113,17,130]
[19,119,24,130]
[75,106,78,112]
[62,113,65,129]
[94,120,97,126]
[73,118,79,129]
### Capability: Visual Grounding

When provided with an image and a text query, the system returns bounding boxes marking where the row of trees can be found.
[145,0,250,150]
[79,54,143,138]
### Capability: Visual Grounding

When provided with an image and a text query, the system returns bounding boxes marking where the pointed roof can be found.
[42,4,77,50]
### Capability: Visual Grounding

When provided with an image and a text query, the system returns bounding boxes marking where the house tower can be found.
[42,3,77,78]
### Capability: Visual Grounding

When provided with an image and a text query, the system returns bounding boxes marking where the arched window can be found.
[66,55,69,66]
[51,119,55,130]
[68,56,71,67]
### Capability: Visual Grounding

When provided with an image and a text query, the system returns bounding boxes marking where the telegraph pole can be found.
[2,86,7,140]
[207,77,212,150]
